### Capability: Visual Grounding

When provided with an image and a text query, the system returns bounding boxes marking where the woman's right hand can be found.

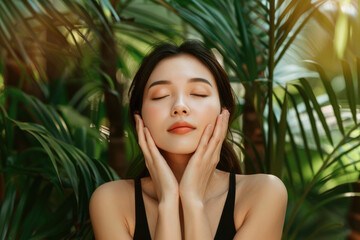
[134,114,179,203]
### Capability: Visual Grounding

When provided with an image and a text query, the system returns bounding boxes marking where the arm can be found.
[234,175,288,240]
[181,198,213,239]
[154,197,181,239]
[135,114,181,240]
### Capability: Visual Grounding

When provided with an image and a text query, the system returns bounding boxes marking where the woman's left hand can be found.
[179,108,230,204]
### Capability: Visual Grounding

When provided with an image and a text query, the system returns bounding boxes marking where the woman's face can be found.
[141,53,222,154]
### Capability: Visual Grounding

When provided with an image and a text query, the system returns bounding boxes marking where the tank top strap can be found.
[214,172,237,239]
[133,178,151,240]
[228,172,236,214]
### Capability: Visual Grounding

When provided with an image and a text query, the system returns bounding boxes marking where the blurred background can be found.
[0,0,359,239]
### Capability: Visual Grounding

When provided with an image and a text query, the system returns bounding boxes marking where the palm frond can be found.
[275,73,360,238]
[0,88,117,237]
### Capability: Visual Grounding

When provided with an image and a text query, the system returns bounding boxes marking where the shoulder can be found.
[90,179,135,208]
[233,174,288,239]
[235,173,287,201]
[89,179,135,239]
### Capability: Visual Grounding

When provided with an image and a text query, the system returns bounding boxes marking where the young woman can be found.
[90,40,287,240]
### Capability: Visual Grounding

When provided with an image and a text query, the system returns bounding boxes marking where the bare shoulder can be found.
[89,179,135,240]
[90,179,135,212]
[235,173,287,201]
[90,179,134,203]
[233,173,288,239]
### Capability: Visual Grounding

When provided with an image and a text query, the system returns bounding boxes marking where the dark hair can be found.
[127,40,241,178]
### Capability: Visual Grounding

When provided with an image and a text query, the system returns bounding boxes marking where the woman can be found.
[90,40,287,240]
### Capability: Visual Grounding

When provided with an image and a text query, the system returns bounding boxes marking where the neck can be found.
[160,150,193,183]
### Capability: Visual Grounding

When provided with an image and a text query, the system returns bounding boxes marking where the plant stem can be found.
[267,0,275,172]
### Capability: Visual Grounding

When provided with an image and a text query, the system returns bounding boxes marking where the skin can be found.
[141,54,222,183]
[90,54,288,240]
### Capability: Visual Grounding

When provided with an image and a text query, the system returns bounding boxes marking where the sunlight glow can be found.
[334,0,357,59]
[349,129,360,138]
[320,172,360,194]
[344,192,360,197]
[66,29,88,46]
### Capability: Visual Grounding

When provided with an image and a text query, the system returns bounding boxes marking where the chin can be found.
[168,149,196,155]
[158,144,197,155]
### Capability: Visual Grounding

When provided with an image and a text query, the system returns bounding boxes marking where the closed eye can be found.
[152,94,208,100]
[192,94,208,97]
[152,95,169,100]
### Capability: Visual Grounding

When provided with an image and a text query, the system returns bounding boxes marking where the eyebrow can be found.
[147,78,213,90]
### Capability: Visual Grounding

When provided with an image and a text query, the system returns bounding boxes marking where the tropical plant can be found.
[1,0,359,239]
[0,87,117,239]
[0,0,182,238]
[155,0,360,239]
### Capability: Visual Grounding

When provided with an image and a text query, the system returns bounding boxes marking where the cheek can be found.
[195,95,221,121]
[141,103,170,150]
[141,102,165,130]
[198,103,221,126]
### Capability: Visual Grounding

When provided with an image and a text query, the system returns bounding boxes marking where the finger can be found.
[221,109,230,139]
[194,123,214,156]
[135,114,140,133]
[207,109,229,155]
[208,110,229,162]
[209,112,225,144]
[135,114,143,137]
[143,127,166,166]
[218,108,229,140]
[134,114,141,140]
[194,109,225,156]
[136,116,152,163]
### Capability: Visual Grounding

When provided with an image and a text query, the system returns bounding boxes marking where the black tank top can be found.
[133,172,237,239]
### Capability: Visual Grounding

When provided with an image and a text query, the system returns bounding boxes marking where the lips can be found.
[167,121,196,134]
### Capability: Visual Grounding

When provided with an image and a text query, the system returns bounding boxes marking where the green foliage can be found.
[0,88,117,238]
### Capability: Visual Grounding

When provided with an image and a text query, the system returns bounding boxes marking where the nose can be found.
[171,97,190,117]
[171,105,190,116]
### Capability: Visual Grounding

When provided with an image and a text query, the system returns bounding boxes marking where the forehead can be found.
[145,54,216,90]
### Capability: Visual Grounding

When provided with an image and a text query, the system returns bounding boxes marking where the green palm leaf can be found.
[0,88,117,237]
